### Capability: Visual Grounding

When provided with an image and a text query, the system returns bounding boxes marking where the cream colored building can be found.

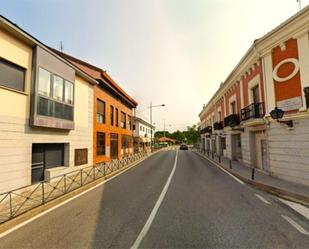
[0,16,97,193]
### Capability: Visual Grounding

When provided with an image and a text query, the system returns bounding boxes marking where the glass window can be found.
[121,112,126,129]
[65,81,73,104]
[115,108,119,126]
[128,115,132,130]
[97,99,105,123]
[110,106,114,126]
[53,75,64,101]
[38,68,51,97]
[97,132,106,156]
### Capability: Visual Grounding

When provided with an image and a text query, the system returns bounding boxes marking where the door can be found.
[232,134,242,160]
[31,143,64,183]
[31,144,45,183]
[110,133,118,159]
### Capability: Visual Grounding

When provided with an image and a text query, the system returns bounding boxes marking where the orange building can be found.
[199,6,309,187]
[56,51,138,164]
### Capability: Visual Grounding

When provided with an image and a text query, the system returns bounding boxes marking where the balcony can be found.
[213,121,223,130]
[240,102,265,121]
[224,114,240,128]
[200,126,212,134]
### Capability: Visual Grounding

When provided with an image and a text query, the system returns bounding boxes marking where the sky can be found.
[1,0,309,131]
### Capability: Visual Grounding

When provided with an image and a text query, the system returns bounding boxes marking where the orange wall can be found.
[272,38,302,102]
[225,82,241,115]
[93,85,134,164]
[242,60,265,106]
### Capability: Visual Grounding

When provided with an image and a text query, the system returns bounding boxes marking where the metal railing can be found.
[240,102,265,121]
[224,114,240,127]
[0,152,147,224]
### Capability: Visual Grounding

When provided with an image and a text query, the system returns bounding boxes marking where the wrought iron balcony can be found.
[213,121,223,130]
[240,102,265,121]
[200,126,212,134]
[224,114,240,128]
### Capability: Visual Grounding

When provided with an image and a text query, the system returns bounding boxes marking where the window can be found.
[65,81,73,104]
[140,126,142,131]
[252,85,260,104]
[97,132,106,156]
[38,68,51,96]
[37,68,74,121]
[115,108,119,126]
[97,99,105,123]
[75,148,88,166]
[231,101,236,114]
[0,58,25,92]
[121,112,126,128]
[133,124,136,130]
[53,75,64,101]
[218,111,222,122]
[110,106,114,126]
[128,115,132,130]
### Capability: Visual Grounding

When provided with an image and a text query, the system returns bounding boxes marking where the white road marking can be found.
[131,150,179,249]
[255,194,270,204]
[0,156,149,239]
[279,198,309,220]
[198,153,245,185]
[281,215,309,236]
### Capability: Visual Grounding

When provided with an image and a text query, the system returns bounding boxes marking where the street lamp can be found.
[269,107,293,128]
[149,103,165,152]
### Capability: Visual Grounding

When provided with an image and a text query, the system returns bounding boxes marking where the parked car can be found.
[180,144,189,150]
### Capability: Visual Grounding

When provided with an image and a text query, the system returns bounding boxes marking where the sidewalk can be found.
[195,150,309,205]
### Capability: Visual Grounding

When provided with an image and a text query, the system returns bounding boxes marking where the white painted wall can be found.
[268,118,309,186]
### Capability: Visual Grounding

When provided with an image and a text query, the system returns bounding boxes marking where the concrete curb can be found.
[0,149,168,234]
[195,151,309,206]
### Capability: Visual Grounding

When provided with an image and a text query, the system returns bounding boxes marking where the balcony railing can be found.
[213,121,223,130]
[200,126,212,134]
[224,114,240,128]
[240,102,265,121]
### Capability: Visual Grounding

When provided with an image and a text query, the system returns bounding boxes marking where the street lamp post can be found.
[149,102,165,152]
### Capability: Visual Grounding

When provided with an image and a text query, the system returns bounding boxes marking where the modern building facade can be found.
[132,117,154,153]
[199,7,309,186]
[0,16,97,193]
[56,52,138,164]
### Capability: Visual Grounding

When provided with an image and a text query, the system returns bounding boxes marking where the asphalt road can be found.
[0,149,309,248]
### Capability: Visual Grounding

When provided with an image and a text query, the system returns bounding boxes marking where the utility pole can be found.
[59,41,64,52]
[297,0,302,11]
[163,119,166,139]
[149,103,165,152]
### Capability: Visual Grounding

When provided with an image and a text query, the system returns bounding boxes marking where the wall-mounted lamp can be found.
[269,107,293,128]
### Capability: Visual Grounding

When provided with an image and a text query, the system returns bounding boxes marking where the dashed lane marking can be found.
[255,194,271,204]
[279,198,309,220]
[281,215,309,236]
[130,150,179,249]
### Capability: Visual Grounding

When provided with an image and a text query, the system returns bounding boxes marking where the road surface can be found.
[0,150,308,248]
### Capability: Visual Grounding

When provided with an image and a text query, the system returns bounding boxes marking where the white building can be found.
[133,117,155,153]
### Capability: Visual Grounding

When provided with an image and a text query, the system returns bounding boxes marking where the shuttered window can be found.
[0,58,25,92]
[75,148,88,166]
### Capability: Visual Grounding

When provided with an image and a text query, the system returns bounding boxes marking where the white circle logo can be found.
[272,58,300,82]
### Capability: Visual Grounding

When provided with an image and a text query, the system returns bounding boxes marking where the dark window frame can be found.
[110,105,114,126]
[115,108,119,127]
[121,112,126,129]
[96,132,106,156]
[96,99,106,124]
